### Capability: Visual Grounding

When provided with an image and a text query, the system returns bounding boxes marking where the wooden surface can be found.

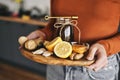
[0,62,45,80]
[20,48,95,66]
[0,16,48,26]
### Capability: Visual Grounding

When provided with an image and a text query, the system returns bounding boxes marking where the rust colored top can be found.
[41,0,120,56]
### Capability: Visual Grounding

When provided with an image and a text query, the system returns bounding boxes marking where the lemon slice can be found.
[54,41,72,58]
[45,37,62,51]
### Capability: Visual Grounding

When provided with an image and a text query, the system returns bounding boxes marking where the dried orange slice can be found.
[54,41,72,58]
[72,44,88,54]
[45,37,62,51]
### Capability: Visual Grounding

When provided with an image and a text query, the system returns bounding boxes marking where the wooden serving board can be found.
[20,48,95,66]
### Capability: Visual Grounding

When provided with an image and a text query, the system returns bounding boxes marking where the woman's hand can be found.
[19,30,45,49]
[86,43,108,71]
[27,30,46,40]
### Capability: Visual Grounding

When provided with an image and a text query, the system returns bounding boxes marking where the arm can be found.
[98,2,120,56]
[86,22,120,71]
[86,2,120,71]
[27,19,55,40]
[27,30,46,40]
[98,32,120,56]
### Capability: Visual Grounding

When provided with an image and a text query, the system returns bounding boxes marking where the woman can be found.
[27,0,120,80]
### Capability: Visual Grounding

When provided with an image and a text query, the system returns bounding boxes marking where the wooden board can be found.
[20,48,95,66]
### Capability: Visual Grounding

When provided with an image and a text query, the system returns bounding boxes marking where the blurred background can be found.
[0,0,50,80]
[0,0,50,19]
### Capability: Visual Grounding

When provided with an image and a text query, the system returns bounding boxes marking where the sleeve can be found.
[39,19,56,41]
[98,32,120,56]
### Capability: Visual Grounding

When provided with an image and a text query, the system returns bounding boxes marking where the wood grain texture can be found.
[20,48,95,66]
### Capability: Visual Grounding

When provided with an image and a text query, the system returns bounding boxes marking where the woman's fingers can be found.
[86,47,97,60]
[88,56,108,71]
[86,43,108,71]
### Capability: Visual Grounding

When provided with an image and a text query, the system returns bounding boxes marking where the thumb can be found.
[86,47,97,60]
